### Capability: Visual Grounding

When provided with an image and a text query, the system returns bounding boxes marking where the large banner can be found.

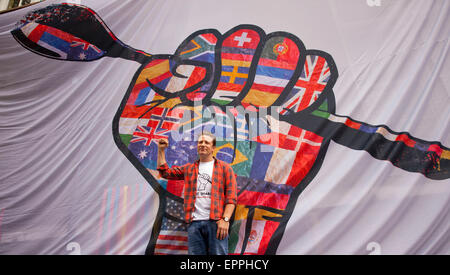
[0,0,448,255]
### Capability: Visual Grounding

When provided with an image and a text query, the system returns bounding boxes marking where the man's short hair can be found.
[198,131,216,147]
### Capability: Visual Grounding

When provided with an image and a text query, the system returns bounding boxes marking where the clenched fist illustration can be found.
[12,3,449,255]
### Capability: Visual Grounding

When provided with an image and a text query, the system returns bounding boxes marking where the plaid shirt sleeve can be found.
[157,162,186,180]
[223,163,237,205]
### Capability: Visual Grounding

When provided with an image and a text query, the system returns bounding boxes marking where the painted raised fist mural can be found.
[11,3,449,255]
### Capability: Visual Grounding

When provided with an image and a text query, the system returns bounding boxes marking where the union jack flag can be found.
[71,37,102,53]
[130,125,168,146]
[280,55,331,115]
[130,108,182,146]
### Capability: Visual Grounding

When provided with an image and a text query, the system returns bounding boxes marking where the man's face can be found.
[197,135,215,158]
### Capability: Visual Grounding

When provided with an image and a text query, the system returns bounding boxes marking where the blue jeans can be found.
[187,220,228,255]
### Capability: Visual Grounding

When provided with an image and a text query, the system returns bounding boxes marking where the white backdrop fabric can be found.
[0,0,449,255]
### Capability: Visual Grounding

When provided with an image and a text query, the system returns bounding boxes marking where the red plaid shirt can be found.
[157,157,237,223]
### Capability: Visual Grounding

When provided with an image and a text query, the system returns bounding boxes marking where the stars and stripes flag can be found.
[154,217,188,255]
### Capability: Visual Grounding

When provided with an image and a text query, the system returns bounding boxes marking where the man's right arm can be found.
[156,138,185,180]
[157,138,168,168]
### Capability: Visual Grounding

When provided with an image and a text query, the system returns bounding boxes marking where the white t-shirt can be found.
[192,160,214,221]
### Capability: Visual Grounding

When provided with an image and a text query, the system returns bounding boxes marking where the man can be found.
[157,132,237,255]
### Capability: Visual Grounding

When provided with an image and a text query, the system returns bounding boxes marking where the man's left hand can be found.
[216,219,229,240]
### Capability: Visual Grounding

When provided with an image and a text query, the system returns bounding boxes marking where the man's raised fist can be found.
[157,138,169,150]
